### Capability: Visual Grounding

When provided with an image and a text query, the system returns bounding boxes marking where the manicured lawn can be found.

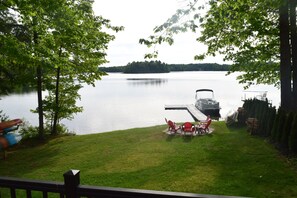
[1,122,297,197]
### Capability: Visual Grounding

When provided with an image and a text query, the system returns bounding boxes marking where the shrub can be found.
[242,99,275,137]
[289,114,297,154]
[20,121,74,140]
[271,109,281,142]
[19,122,40,140]
[276,109,287,144]
[266,107,276,137]
[280,112,294,150]
[257,101,268,136]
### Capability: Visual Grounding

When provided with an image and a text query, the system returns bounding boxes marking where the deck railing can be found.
[0,170,244,198]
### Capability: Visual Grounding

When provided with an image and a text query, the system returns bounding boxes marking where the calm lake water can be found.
[0,72,280,135]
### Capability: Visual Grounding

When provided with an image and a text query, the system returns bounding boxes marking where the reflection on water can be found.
[0,72,280,135]
[126,78,167,86]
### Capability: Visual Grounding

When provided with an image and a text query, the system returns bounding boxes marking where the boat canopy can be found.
[195,89,215,100]
[196,89,214,93]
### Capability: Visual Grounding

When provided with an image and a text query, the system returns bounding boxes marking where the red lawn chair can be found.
[165,118,181,134]
[181,122,196,136]
[197,117,212,134]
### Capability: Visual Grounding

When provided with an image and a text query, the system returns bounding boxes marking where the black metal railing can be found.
[0,170,245,198]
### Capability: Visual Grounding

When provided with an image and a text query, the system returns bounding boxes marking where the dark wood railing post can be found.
[63,170,80,198]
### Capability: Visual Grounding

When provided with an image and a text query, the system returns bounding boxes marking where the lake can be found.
[0,71,280,135]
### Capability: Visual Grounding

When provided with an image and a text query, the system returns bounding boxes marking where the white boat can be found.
[195,89,220,116]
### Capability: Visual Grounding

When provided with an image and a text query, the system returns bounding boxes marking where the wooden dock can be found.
[164,104,207,121]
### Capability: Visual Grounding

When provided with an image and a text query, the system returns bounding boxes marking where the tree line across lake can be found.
[99,61,230,73]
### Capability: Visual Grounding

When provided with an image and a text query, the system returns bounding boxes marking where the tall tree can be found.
[41,0,123,134]
[1,0,123,137]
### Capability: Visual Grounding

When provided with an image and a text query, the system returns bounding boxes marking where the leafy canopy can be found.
[1,0,124,133]
[140,0,282,88]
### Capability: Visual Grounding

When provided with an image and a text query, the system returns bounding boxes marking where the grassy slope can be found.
[0,122,297,197]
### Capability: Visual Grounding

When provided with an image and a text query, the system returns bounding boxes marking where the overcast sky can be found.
[93,0,224,67]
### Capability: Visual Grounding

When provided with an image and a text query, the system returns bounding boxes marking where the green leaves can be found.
[141,0,284,88]
[196,0,283,87]
[139,0,201,60]
[1,0,123,133]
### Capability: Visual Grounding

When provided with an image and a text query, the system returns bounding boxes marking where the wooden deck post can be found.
[63,170,80,198]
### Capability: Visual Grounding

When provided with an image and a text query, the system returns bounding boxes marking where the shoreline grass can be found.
[1,122,297,197]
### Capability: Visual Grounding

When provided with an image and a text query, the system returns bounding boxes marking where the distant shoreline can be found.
[99,61,230,73]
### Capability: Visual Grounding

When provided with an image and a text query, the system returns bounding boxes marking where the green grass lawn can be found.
[1,122,297,197]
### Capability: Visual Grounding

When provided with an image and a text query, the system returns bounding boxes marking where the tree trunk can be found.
[52,66,60,135]
[290,0,297,111]
[52,47,63,135]
[33,16,44,139]
[279,0,292,111]
[37,64,44,139]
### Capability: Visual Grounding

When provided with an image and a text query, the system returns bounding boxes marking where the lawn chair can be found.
[165,118,181,134]
[181,122,196,136]
[196,117,212,134]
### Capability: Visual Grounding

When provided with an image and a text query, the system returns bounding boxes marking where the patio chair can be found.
[165,118,181,134]
[181,122,196,136]
[196,117,212,134]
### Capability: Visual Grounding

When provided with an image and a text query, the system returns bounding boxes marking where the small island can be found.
[99,60,230,73]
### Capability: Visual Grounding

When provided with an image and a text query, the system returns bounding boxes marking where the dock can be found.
[164,104,207,121]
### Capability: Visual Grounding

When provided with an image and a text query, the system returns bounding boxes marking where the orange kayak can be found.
[0,119,22,133]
